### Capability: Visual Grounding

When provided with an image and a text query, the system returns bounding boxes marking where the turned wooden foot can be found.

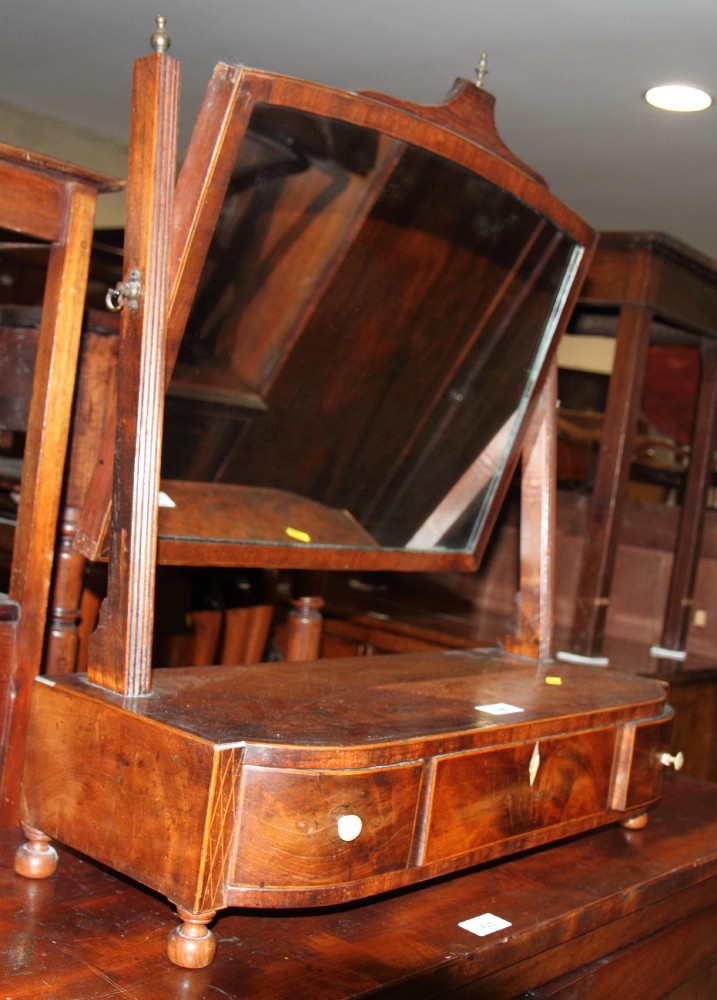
[621,812,649,830]
[14,824,59,879]
[167,906,217,968]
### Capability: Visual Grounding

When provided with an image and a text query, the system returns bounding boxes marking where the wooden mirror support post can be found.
[505,363,557,660]
[14,30,177,866]
[85,26,179,697]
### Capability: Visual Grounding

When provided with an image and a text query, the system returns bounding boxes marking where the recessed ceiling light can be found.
[644,84,713,112]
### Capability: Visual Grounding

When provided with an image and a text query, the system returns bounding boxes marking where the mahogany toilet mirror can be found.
[14,23,677,970]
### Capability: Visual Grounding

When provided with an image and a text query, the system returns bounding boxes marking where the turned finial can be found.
[150,15,171,54]
[475,51,488,88]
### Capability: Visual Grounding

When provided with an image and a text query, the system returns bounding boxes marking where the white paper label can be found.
[474,702,525,715]
[458,912,512,937]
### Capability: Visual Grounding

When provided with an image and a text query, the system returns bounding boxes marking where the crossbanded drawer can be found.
[423,727,616,864]
[231,761,423,888]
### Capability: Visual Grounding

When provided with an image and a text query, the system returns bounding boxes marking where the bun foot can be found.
[14,825,59,879]
[621,812,649,830]
[167,907,217,968]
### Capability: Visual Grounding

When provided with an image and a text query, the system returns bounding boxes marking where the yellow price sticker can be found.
[285,526,312,543]
[545,676,562,686]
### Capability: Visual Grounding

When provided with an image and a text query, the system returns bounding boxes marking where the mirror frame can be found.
[76,63,597,575]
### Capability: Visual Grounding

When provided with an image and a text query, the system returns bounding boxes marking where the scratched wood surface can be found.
[2,776,716,999]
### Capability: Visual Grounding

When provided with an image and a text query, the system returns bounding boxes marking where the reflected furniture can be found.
[0,305,120,676]
[14,36,679,970]
[562,232,717,664]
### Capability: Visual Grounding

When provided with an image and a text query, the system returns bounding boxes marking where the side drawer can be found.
[424,727,616,864]
[232,761,423,889]
[611,713,674,811]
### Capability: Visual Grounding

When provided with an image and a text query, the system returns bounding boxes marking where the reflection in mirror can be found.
[162,103,581,553]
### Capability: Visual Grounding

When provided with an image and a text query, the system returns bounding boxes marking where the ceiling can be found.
[3,1,717,259]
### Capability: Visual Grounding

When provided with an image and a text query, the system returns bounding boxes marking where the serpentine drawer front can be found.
[232,762,423,888]
[229,715,673,891]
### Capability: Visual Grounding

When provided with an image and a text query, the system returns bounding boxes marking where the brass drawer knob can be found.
[660,751,684,771]
[336,814,363,842]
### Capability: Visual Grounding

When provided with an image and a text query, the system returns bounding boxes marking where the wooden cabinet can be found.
[561,232,717,662]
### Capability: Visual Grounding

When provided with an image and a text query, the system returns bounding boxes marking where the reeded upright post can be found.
[88,21,179,694]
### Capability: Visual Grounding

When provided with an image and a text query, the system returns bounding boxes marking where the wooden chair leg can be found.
[189,608,223,666]
[221,604,274,664]
[73,566,104,674]
[284,596,325,662]
[45,507,86,675]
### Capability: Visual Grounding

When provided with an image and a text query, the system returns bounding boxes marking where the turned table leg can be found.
[14,823,59,879]
[285,595,324,662]
[167,906,217,968]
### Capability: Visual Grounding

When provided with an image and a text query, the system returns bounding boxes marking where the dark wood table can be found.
[2,775,716,998]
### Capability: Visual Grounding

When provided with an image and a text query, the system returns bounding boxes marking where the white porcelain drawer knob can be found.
[660,751,684,771]
[337,814,363,842]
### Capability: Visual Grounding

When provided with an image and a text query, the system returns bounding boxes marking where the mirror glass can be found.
[161,102,581,555]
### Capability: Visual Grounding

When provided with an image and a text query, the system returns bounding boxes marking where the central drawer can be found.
[423,727,617,863]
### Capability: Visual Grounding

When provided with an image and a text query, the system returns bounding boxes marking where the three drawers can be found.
[231,716,672,891]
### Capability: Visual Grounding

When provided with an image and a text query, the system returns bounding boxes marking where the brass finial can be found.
[475,51,488,88]
[150,15,170,54]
